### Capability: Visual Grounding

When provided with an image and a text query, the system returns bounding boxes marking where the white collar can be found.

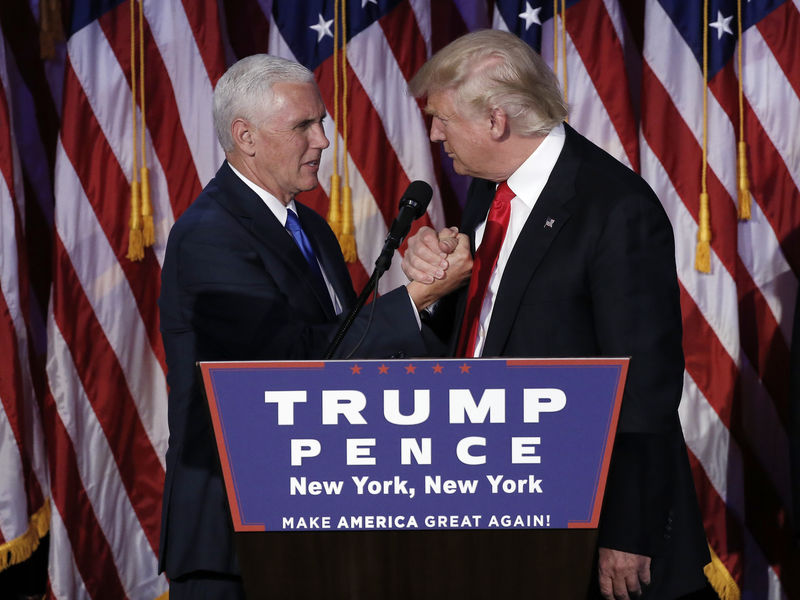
[505,123,566,209]
[227,161,298,226]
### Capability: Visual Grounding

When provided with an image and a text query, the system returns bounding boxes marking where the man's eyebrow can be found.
[294,114,326,129]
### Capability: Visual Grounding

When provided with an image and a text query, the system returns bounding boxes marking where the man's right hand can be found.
[405,226,472,311]
[402,226,462,283]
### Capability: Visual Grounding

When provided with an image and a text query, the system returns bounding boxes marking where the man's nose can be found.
[312,123,330,149]
[429,119,445,143]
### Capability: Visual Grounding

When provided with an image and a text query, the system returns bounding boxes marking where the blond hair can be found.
[409,30,567,136]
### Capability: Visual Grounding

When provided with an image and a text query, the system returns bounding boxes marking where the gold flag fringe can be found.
[735,0,751,220]
[39,0,64,60]
[704,543,741,600]
[327,0,356,262]
[338,0,356,262]
[696,0,711,273]
[737,141,751,220]
[328,173,343,237]
[138,0,154,248]
[695,192,711,273]
[328,0,343,241]
[339,185,357,262]
[127,0,144,260]
[0,500,51,573]
[126,0,153,261]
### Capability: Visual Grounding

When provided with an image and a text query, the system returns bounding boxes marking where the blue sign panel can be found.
[201,358,627,532]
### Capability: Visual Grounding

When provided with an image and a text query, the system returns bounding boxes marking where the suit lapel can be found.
[298,203,357,311]
[213,163,337,319]
[481,126,581,356]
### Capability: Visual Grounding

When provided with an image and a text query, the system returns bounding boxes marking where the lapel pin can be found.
[544,217,555,229]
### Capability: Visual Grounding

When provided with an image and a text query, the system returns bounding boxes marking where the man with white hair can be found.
[157,54,470,597]
[403,30,710,599]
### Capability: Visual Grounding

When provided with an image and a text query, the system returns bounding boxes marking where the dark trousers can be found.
[169,571,246,600]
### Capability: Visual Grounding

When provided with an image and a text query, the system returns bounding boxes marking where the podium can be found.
[201,358,628,599]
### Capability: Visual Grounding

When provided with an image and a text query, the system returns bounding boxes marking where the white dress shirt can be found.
[470,124,566,357]
[228,162,343,315]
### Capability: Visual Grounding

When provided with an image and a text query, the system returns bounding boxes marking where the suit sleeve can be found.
[589,186,685,556]
[170,220,426,362]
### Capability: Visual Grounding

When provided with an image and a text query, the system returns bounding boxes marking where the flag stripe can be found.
[642,1,800,595]
[681,283,792,519]
[54,125,171,468]
[710,62,800,283]
[96,8,203,240]
[755,2,800,101]
[642,133,791,510]
[60,57,166,368]
[51,233,164,555]
[741,27,800,270]
[565,0,639,170]
[42,1,222,596]
[41,380,128,599]
[0,36,46,547]
[317,59,404,228]
[681,377,800,596]
[47,500,92,600]
[0,243,44,526]
[178,0,226,87]
[347,18,443,229]
[142,0,224,190]
[641,62,790,426]
[48,277,164,596]
[0,400,27,545]
[378,1,427,85]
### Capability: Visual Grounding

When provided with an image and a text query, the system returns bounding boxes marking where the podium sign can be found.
[200,358,627,533]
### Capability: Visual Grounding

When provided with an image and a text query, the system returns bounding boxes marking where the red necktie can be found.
[456,182,514,357]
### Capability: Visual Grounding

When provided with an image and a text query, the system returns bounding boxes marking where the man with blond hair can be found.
[403,30,710,599]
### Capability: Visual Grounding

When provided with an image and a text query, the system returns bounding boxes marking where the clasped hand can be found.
[404,226,472,311]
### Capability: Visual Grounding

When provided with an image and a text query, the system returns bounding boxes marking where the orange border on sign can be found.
[506,358,629,529]
[200,361,327,531]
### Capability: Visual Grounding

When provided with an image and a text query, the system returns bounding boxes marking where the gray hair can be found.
[213,54,316,152]
[409,30,568,136]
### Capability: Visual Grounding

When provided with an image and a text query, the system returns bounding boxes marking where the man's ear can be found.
[488,107,509,141]
[231,118,255,156]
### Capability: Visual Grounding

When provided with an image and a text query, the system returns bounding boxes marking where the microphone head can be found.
[400,180,433,217]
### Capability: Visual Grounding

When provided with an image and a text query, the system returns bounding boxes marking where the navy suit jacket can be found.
[158,162,426,577]
[427,125,709,598]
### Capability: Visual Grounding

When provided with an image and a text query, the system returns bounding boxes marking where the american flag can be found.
[42,0,224,596]
[641,0,800,597]
[0,12,51,581]
[1,0,798,598]
[493,0,640,171]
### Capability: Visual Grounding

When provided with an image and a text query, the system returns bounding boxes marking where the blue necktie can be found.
[285,209,333,312]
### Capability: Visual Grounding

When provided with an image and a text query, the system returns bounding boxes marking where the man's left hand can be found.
[598,547,651,599]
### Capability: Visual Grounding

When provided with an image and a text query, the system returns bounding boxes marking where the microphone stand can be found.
[324,264,387,359]
[323,180,431,359]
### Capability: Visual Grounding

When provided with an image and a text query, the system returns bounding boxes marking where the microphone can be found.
[324,180,432,358]
[374,180,433,273]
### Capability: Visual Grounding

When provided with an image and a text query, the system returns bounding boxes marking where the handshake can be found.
[404,226,474,311]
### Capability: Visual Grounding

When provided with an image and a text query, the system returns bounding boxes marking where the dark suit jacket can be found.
[158,161,426,578]
[427,124,710,598]
[790,287,800,542]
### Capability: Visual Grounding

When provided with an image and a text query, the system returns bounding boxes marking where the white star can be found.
[310,13,334,43]
[709,10,734,40]
[362,0,378,7]
[518,2,542,30]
